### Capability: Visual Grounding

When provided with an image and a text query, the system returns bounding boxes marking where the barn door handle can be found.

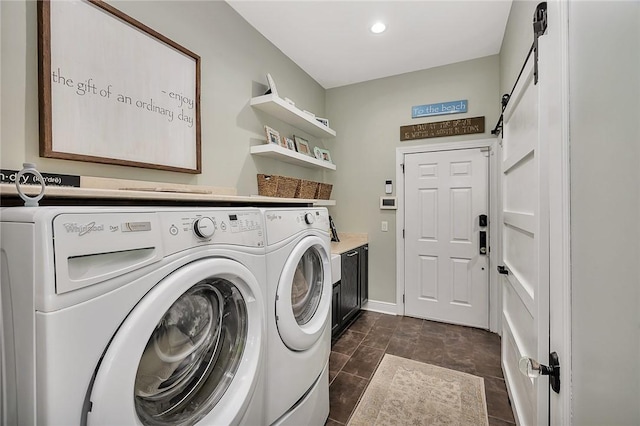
[519,352,560,393]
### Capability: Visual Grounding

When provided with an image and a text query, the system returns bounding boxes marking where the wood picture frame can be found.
[264,125,280,145]
[314,147,332,163]
[294,135,311,156]
[38,0,201,173]
[283,136,296,151]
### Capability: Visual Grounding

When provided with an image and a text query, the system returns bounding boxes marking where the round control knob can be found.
[193,217,215,239]
[304,212,315,225]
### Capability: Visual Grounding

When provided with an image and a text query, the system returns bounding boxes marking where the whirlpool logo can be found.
[63,222,105,236]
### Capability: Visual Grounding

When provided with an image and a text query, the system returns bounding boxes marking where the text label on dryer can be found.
[122,221,152,232]
[63,221,105,236]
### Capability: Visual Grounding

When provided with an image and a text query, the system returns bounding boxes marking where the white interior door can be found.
[499,54,550,425]
[404,148,489,329]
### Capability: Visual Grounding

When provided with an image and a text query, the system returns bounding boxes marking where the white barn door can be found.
[499,54,550,424]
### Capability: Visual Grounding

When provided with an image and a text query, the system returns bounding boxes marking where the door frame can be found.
[542,1,572,422]
[395,138,501,333]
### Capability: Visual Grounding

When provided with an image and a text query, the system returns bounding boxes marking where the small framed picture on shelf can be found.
[283,136,296,151]
[265,73,278,96]
[316,117,329,127]
[278,136,288,149]
[264,125,280,145]
[294,135,311,156]
[314,147,332,163]
[313,146,322,159]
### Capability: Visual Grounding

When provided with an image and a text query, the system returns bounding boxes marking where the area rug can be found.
[347,354,488,426]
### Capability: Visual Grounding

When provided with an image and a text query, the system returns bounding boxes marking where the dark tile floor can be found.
[327,311,515,425]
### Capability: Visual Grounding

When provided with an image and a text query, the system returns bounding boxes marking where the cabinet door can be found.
[332,283,341,336]
[359,245,369,306]
[340,250,360,324]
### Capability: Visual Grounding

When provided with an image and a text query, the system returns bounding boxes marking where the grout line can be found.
[488,415,516,425]
[332,314,510,425]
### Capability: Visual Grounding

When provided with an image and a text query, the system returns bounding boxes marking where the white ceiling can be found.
[227,1,513,89]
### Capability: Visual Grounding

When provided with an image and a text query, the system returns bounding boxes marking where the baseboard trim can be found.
[362,300,397,316]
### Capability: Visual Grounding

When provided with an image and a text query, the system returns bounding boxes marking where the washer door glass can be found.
[134,278,246,425]
[276,235,331,351]
[291,247,323,325]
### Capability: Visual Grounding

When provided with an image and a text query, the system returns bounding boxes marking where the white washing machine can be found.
[0,206,266,425]
[261,208,332,426]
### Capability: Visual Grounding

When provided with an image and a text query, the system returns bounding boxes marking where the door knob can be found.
[518,352,560,393]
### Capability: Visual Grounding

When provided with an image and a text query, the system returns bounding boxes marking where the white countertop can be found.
[0,176,334,206]
[330,233,368,255]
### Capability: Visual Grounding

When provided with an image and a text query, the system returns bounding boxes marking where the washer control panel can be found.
[263,208,329,245]
[49,208,263,296]
[162,210,264,251]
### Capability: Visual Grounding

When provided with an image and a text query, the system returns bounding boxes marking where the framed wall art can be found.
[294,136,311,156]
[283,137,296,151]
[314,147,332,163]
[38,0,201,173]
[264,125,281,145]
[315,117,329,127]
[266,73,278,96]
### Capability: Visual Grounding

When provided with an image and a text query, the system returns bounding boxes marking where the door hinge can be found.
[401,163,405,173]
[402,294,405,303]
[402,229,405,239]
[533,2,548,84]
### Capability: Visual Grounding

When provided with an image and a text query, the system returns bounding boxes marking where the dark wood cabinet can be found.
[359,244,368,306]
[331,282,341,335]
[332,244,369,338]
[340,249,360,325]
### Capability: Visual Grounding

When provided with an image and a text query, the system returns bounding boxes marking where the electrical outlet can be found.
[381,221,388,232]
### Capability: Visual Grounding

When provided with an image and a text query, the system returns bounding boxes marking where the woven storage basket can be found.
[275,175,299,198]
[257,174,278,197]
[257,174,299,198]
[315,182,333,200]
[295,179,319,199]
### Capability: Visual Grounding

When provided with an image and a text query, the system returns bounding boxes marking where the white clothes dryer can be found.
[0,207,266,425]
[261,208,331,426]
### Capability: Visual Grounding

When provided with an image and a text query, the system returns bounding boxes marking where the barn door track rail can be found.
[491,2,548,136]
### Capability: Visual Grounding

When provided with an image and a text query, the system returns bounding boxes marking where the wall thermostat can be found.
[380,196,398,210]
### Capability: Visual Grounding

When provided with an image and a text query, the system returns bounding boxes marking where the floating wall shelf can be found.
[250,94,336,138]
[251,144,337,170]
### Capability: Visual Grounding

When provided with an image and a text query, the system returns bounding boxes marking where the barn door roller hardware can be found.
[491,2,547,136]
[533,2,548,84]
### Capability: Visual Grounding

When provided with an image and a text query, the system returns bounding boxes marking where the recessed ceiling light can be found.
[370,22,386,34]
